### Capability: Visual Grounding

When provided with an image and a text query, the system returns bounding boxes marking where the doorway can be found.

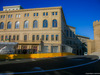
[31,45,37,53]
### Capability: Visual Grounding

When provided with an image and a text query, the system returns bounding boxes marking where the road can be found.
[0,55,100,75]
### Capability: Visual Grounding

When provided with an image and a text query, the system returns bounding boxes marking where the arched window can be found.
[43,20,48,28]
[33,20,38,28]
[24,21,28,28]
[15,21,19,29]
[0,22,4,29]
[52,19,57,27]
[7,22,12,29]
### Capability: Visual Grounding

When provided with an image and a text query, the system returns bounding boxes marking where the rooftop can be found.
[76,35,90,39]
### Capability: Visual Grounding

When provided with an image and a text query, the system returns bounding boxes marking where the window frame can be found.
[37,13,38,16]
[52,12,54,15]
[56,35,58,41]
[55,12,57,15]
[7,22,12,29]
[33,20,38,28]
[15,21,19,29]
[1,35,4,41]
[51,35,54,41]
[32,35,35,41]
[0,22,4,29]
[24,35,27,41]
[24,20,28,28]
[43,12,45,16]
[17,35,19,40]
[43,20,48,28]
[42,35,44,40]
[37,35,39,40]
[52,19,57,27]
[46,35,49,41]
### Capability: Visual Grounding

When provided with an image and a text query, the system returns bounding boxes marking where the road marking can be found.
[31,59,36,61]
[0,59,99,75]
[71,59,84,61]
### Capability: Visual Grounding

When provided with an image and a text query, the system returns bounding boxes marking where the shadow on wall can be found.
[61,25,88,55]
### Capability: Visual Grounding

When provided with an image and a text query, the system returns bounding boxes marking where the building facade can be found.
[0,5,89,54]
[87,20,100,55]
[76,35,90,55]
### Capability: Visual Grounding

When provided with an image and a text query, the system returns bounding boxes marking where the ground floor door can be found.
[51,46,58,53]
[31,45,37,53]
[22,45,27,54]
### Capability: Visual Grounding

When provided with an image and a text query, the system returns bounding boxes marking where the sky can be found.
[0,0,100,40]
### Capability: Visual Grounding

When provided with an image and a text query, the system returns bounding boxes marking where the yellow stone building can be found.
[87,20,100,55]
[0,5,89,54]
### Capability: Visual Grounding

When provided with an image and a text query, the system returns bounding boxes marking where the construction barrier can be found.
[0,52,75,59]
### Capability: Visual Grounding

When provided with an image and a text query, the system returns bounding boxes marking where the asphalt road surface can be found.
[0,55,100,75]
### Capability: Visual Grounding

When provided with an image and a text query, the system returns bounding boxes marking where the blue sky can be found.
[0,0,100,39]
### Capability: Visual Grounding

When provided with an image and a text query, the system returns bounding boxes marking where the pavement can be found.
[0,55,100,75]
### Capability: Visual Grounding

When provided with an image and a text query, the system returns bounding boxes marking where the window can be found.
[9,35,11,41]
[3,15,5,18]
[1,35,4,41]
[66,30,69,37]
[70,31,72,37]
[19,14,20,18]
[5,36,8,41]
[24,35,27,41]
[24,21,28,28]
[27,13,29,17]
[15,21,19,29]
[43,12,45,16]
[42,35,44,40]
[37,35,39,40]
[70,41,72,45]
[52,12,54,15]
[51,46,58,53]
[25,14,27,17]
[37,13,38,16]
[52,19,57,27]
[46,35,49,41]
[11,15,12,18]
[1,15,3,18]
[46,12,48,16]
[16,14,18,18]
[56,35,58,41]
[73,33,75,38]
[32,35,35,40]
[7,22,12,29]
[17,35,19,40]
[43,46,48,53]
[0,22,4,29]
[8,15,10,18]
[62,46,65,52]
[55,12,57,15]
[43,20,48,27]
[16,14,20,18]
[51,35,54,40]
[13,35,15,40]
[33,20,38,28]
[34,13,35,16]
